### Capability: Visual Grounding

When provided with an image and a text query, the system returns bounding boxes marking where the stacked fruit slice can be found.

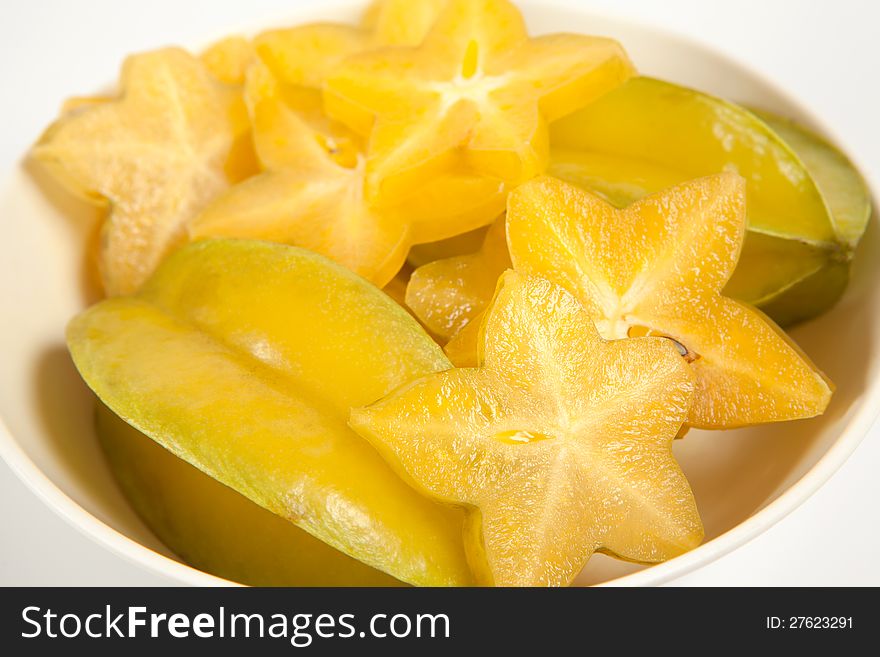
[32,0,865,586]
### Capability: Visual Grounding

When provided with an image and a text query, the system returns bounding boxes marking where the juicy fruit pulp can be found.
[200,36,255,85]
[325,0,636,205]
[351,271,703,586]
[363,0,448,47]
[406,216,510,340]
[507,174,833,429]
[32,48,256,296]
[549,76,850,326]
[67,240,473,586]
[96,403,400,586]
[190,58,410,287]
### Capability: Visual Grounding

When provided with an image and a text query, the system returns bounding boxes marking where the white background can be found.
[1,0,878,586]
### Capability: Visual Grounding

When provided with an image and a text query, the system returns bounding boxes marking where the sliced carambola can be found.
[200,36,255,85]
[31,48,256,296]
[406,226,489,269]
[325,0,635,204]
[507,174,833,429]
[351,271,702,587]
[362,0,447,46]
[189,60,408,287]
[254,22,369,90]
[67,240,473,586]
[549,76,856,326]
[406,216,509,340]
[97,403,401,586]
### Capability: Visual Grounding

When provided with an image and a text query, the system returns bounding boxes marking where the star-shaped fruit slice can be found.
[406,215,510,340]
[254,22,369,91]
[352,271,702,586]
[189,59,409,286]
[201,36,255,85]
[362,0,447,47]
[32,48,255,296]
[325,0,635,203]
[507,174,834,429]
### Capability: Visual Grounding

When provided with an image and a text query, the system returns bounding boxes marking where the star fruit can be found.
[505,174,833,429]
[32,48,256,296]
[406,215,510,340]
[255,19,506,242]
[324,0,635,206]
[550,76,869,326]
[67,240,473,586]
[200,36,255,85]
[747,109,872,325]
[96,403,400,586]
[350,271,703,587]
[189,59,410,286]
[362,0,447,47]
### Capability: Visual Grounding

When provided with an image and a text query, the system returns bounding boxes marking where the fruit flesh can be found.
[549,76,846,325]
[67,240,473,587]
[190,59,409,287]
[351,271,702,586]
[97,403,401,587]
[406,216,509,340]
[406,226,489,268]
[363,0,448,46]
[32,48,256,296]
[506,174,833,429]
[200,36,255,85]
[325,0,635,205]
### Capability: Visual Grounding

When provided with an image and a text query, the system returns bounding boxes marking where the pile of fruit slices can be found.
[33,0,869,586]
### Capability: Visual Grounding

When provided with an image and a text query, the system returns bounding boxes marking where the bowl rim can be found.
[1,0,878,588]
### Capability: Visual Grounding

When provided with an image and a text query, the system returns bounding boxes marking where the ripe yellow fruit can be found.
[67,240,473,586]
[97,403,401,586]
[254,23,369,90]
[363,0,447,46]
[550,77,865,326]
[507,174,833,429]
[351,271,702,586]
[32,48,256,296]
[325,0,635,205]
[406,216,509,340]
[190,60,408,286]
[200,36,255,85]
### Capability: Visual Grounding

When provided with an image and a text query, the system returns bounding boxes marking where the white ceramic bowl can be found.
[1,0,877,586]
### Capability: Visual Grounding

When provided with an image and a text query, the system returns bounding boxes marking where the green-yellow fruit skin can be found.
[752,111,872,325]
[68,239,473,587]
[96,402,402,586]
[550,76,870,326]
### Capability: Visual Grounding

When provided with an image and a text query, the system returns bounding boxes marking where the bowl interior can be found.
[0,0,876,586]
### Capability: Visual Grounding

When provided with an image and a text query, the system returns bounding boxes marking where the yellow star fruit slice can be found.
[67,240,473,587]
[406,225,489,268]
[363,0,447,46]
[549,77,861,326]
[254,23,369,90]
[351,271,702,587]
[324,0,635,204]
[96,403,401,586]
[406,216,510,340]
[32,48,255,296]
[200,36,255,85]
[189,60,409,286]
[507,174,833,429]
[260,15,507,241]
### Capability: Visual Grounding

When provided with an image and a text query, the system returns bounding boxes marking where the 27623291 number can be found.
[766,617,853,629]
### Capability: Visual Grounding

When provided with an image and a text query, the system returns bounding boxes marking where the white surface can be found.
[1,0,878,586]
